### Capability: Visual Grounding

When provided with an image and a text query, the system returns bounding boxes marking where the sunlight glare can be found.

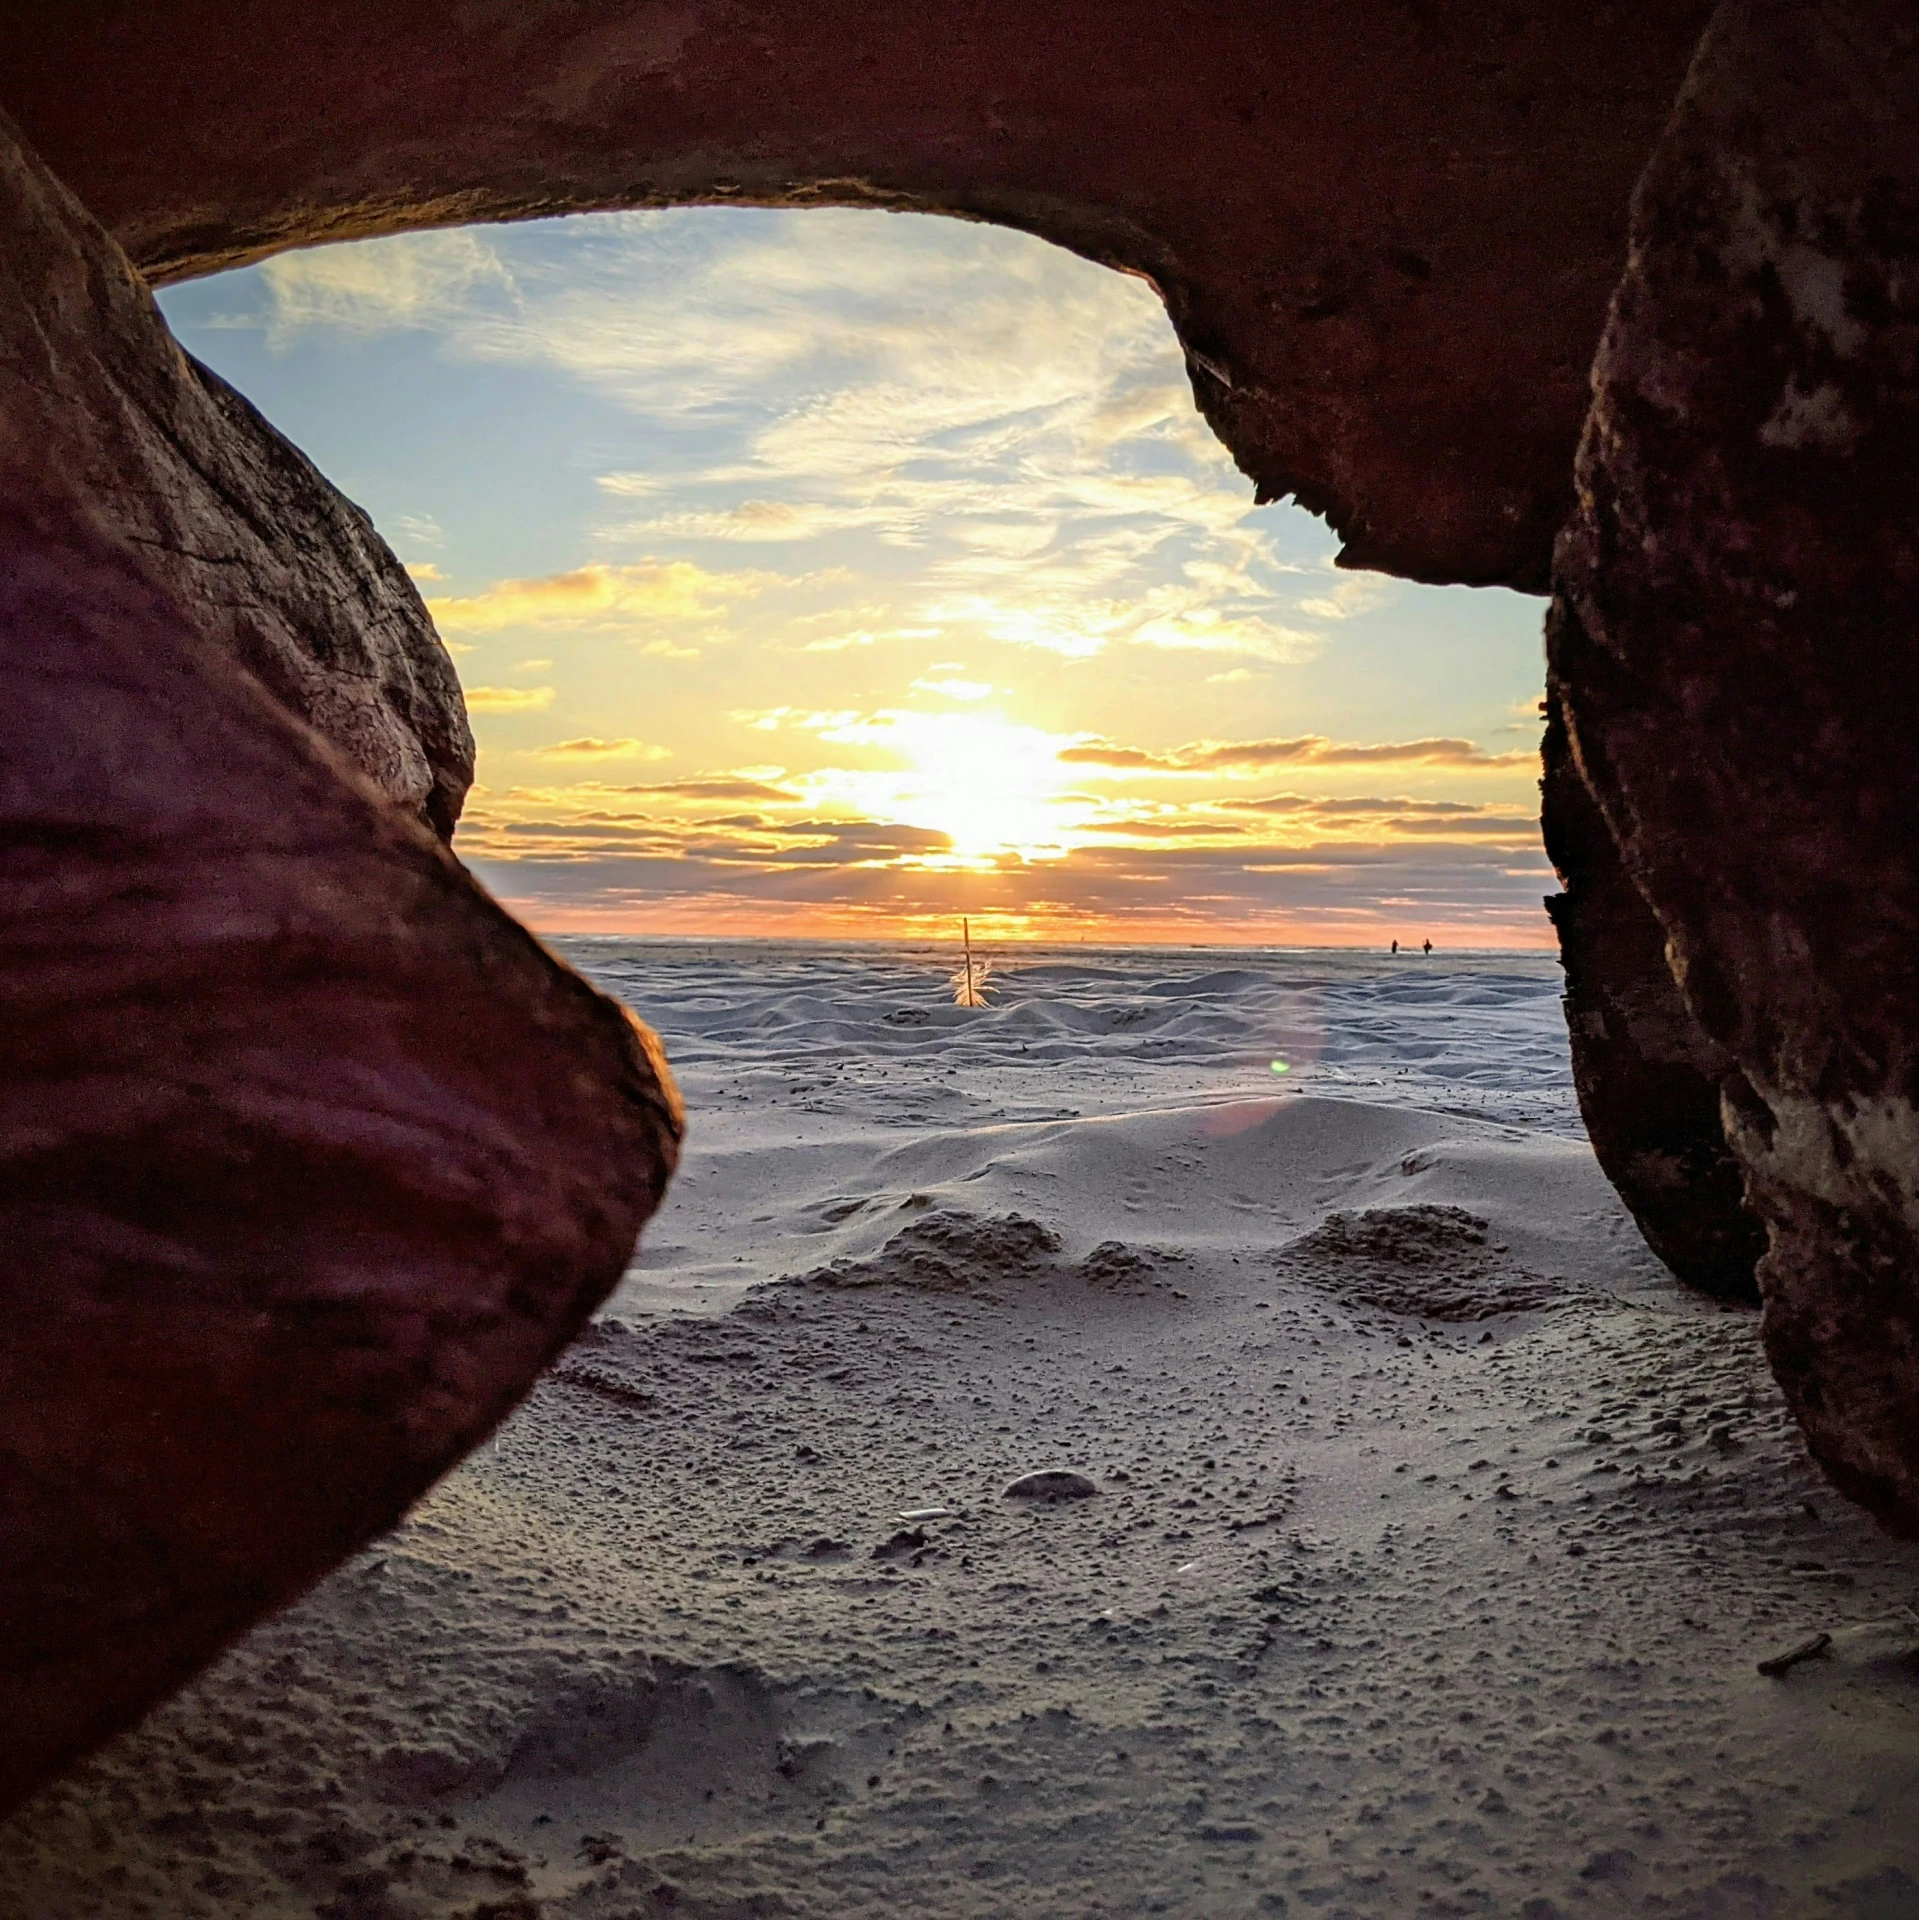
[810,710,1088,864]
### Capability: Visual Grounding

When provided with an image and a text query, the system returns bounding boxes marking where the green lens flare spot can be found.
[1270,1059,1290,1074]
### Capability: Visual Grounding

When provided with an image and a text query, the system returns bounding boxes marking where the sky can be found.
[157,208,1557,947]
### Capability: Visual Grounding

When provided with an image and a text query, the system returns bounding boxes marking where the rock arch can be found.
[3,0,1915,1815]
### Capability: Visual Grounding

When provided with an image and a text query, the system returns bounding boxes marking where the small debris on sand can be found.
[1757,1631,1833,1677]
[1003,1470,1098,1502]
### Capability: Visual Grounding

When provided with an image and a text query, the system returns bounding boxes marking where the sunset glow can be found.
[159,208,1555,946]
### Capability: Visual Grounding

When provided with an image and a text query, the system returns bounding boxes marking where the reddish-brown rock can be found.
[1541,683,1764,1303]
[0,1,1712,590]
[0,114,470,837]
[0,121,681,1814]
[1553,0,1919,1533]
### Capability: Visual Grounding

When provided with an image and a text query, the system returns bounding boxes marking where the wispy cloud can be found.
[1059,734,1537,773]
[531,736,671,761]
[259,230,516,342]
[259,209,1339,669]
[178,206,1554,941]
[462,834,1555,945]
[1297,574,1391,622]
[464,685,556,713]
[427,560,770,633]
[636,776,803,803]
[1223,794,1488,816]
[598,496,893,543]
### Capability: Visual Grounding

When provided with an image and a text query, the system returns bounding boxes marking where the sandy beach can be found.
[6,944,1917,1919]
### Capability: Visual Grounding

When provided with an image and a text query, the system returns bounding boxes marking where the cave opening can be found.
[157,205,1554,952]
[10,12,1919,1897]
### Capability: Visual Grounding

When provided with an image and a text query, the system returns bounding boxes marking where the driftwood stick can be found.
[1757,1632,1832,1678]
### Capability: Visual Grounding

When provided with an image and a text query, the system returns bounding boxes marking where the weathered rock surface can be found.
[1551,0,1919,1532]
[1541,684,1764,1302]
[0,114,471,837]
[0,120,681,1813]
[0,1,1712,589]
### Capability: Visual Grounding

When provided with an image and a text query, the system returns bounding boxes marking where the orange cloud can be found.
[1059,733,1536,773]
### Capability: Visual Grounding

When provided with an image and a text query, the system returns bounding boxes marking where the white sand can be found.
[6,945,1917,1918]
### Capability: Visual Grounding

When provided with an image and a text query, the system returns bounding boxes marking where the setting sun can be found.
[804,710,1089,864]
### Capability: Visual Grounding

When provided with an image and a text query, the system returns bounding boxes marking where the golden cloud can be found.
[1223,794,1491,817]
[464,685,557,713]
[634,777,803,803]
[533,737,670,761]
[428,561,769,633]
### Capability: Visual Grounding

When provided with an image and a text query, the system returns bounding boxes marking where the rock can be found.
[0,120,681,1813]
[0,117,469,837]
[1540,685,1764,1301]
[0,4,1712,590]
[1003,1471,1099,1502]
[1551,0,1919,1532]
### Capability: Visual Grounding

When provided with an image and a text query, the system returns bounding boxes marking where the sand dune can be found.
[5,947,1916,1917]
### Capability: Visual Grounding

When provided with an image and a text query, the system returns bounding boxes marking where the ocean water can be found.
[558,940,1581,1140]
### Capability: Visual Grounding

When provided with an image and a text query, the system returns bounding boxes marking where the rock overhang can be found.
[0,0,1715,592]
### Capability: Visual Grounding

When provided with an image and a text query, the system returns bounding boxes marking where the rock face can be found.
[1551,0,1919,1533]
[0,116,471,838]
[0,121,682,1813]
[0,1,1712,589]
[1541,684,1764,1302]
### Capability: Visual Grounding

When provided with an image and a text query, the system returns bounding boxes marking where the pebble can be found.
[1003,1470,1099,1501]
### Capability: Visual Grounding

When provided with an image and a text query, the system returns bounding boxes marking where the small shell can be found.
[1002,1470,1098,1502]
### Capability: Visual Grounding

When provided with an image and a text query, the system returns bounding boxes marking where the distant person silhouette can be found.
[1422,939,1433,956]
[1391,939,1398,955]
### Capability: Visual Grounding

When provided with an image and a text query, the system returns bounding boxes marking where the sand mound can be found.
[1077,1240,1167,1291]
[790,1207,1062,1296]
[1278,1203,1580,1320]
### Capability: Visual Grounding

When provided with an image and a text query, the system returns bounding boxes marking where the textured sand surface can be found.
[6,948,1916,1918]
